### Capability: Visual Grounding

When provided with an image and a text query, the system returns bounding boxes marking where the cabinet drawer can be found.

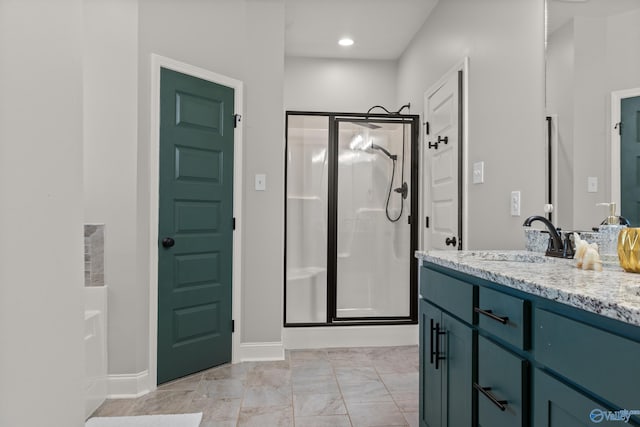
[420,267,475,324]
[535,308,640,414]
[477,287,530,350]
[477,336,528,427]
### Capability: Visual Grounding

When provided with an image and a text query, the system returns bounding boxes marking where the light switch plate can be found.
[511,191,521,216]
[587,176,598,193]
[255,174,266,191]
[473,161,484,184]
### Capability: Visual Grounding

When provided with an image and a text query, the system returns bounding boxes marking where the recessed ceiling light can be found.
[338,38,354,47]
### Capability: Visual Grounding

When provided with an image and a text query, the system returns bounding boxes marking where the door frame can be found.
[611,87,640,210]
[420,57,469,250]
[148,54,244,390]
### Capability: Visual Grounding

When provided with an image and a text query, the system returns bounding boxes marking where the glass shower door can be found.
[334,119,412,320]
[285,115,329,324]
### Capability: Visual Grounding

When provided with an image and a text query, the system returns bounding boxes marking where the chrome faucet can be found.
[523,215,574,259]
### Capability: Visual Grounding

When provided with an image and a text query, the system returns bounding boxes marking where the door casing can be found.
[148,54,244,391]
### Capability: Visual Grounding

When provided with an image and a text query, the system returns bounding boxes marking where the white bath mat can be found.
[86,412,202,427]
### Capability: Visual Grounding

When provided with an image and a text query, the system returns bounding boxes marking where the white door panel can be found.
[424,72,460,250]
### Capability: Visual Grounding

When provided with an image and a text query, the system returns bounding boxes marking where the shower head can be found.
[369,143,397,161]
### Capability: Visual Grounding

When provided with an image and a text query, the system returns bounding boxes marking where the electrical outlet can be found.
[511,191,521,216]
[588,176,598,193]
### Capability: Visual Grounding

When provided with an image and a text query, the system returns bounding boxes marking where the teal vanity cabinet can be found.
[419,268,475,427]
[419,258,640,427]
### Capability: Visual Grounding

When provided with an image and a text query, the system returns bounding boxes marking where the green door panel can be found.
[534,369,609,427]
[442,313,474,427]
[621,96,640,226]
[477,336,527,427]
[420,300,443,427]
[158,68,234,384]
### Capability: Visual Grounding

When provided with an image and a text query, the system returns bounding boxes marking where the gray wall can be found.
[285,57,398,113]
[83,0,141,375]
[397,0,546,249]
[84,0,286,377]
[0,1,85,426]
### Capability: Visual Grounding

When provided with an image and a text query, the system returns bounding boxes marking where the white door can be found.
[423,71,460,250]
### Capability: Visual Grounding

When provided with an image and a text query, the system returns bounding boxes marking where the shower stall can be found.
[285,111,419,326]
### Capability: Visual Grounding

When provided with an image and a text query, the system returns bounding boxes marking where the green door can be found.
[442,313,473,427]
[621,96,640,226]
[420,300,442,427]
[157,68,234,384]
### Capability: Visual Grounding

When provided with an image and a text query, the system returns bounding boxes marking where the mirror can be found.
[545,0,640,230]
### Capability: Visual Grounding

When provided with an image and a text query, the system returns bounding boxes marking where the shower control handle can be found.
[445,236,457,247]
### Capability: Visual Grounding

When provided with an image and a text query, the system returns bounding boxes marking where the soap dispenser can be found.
[597,202,618,225]
[596,202,628,255]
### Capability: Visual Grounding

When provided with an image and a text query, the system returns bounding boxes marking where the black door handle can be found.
[445,236,457,247]
[161,237,175,248]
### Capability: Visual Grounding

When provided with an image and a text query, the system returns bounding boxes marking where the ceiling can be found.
[284,0,439,60]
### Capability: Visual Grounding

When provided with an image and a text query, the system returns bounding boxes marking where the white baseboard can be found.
[107,370,151,399]
[238,342,285,361]
[283,324,419,349]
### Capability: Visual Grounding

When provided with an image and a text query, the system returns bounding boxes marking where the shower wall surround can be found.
[84,224,104,287]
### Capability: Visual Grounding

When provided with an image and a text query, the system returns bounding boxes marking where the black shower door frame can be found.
[284,111,419,327]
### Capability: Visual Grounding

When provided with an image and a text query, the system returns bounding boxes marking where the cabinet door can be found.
[534,369,620,427]
[442,313,474,427]
[477,336,528,427]
[420,300,443,427]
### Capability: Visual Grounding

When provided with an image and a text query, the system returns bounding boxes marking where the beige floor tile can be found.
[202,363,248,381]
[189,397,241,422]
[394,398,418,413]
[243,385,292,408]
[346,401,408,427]
[196,378,245,399]
[90,399,136,417]
[238,405,293,427]
[295,414,353,427]
[293,392,347,417]
[335,366,380,384]
[292,375,339,394]
[128,390,196,415]
[340,380,394,404]
[404,412,419,427]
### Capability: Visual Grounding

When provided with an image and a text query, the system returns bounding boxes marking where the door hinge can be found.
[232,217,236,230]
[407,215,411,225]
[425,216,429,228]
[234,114,242,128]
[424,121,430,135]
[232,319,235,333]
[615,121,623,135]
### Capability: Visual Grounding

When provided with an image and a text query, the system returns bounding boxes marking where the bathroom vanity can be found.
[416,250,640,427]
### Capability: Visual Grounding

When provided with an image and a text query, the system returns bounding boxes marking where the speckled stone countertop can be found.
[416,250,640,327]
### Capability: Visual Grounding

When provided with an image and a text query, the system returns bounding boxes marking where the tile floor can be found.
[90,345,419,427]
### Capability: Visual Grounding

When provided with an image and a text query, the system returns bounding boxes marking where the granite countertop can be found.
[416,250,640,327]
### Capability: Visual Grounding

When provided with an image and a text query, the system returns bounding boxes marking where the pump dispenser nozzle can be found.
[596,202,617,225]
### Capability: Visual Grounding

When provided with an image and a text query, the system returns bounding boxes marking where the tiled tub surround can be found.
[85,224,104,287]
[416,250,640,326]
[90,346,419,427]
